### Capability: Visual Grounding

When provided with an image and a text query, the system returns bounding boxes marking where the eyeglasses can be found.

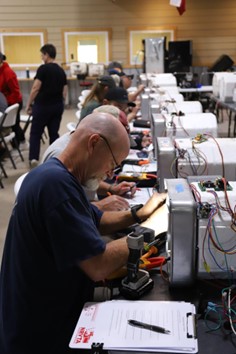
[99,134,119,170]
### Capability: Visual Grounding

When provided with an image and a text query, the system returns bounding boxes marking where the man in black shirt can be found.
[26,43,68,168]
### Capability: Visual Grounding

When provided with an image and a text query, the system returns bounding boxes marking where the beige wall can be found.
[0,0,236,69]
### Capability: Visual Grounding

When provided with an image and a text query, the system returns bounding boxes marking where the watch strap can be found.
[131,204,143,224]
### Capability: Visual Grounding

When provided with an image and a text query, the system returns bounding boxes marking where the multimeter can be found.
[117,172,147,182]
[116,172,157,187]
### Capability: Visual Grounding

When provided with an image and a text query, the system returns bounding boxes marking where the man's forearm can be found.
[26,79,41,109]
[79,236,129,282]
[99,209,135,235]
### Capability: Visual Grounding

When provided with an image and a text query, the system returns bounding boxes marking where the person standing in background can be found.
[0,52,26,148]
[25,43,68,168]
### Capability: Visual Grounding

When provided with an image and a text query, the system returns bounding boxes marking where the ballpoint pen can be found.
[128,319,171,334]
[130,183,141,191]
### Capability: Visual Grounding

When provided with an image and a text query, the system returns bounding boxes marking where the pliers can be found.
[139,256,167,270]
[139,245,167,270]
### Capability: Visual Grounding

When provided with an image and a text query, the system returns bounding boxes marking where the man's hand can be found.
[141,203,168,237]
[111,181,137,196]
[25,105,32,115]
[141,135,152,148]
[137,84,145,94]
[93,195,130,211]
[138,192,167,221]
[127,103,141,123]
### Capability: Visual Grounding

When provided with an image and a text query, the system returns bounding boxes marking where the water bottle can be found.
[26,67,30,79]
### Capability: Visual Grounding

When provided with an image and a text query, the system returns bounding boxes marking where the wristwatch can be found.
[131,204,143,224]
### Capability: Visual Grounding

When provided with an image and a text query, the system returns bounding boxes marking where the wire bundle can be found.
[190,178,236,281]
[204,286,236,335]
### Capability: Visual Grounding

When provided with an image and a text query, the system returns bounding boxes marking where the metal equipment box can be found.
[165,178,197,286]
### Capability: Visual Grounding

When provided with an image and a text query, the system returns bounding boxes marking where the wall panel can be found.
[0,0,235,69]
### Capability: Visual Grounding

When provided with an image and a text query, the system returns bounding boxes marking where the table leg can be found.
[228,111,232,137]
[233,112,236,137]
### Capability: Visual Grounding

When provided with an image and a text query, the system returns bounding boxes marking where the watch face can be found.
[133,204,143,211]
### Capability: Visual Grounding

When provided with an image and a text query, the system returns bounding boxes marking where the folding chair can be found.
[14,172,28,196]
[20,114,33,134]
[20,114,48,143]
[0,160,7,188]
[66,122,76,132]
[0,103,24,170]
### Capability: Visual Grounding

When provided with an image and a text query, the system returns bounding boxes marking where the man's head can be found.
[40,44,57,62]
[59,112,130,189]
[107,61,123,73]
[94,104,130,135]
[96,75,116,89]
[118,72,134,90]
[108,70,134,89]
[93,105,120,119]
[121,74,133,89]
[103,87,135,112]
[0,52,6,64]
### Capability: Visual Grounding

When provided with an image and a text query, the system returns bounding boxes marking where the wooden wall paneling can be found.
[0,0,235,69]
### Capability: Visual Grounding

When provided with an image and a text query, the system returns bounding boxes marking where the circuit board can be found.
[198,178,233,191]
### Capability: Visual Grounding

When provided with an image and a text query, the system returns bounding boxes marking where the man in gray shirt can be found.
[41,105,137,212]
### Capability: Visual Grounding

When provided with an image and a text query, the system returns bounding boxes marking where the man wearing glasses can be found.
[0,112,167,354]
[41,105,137,212]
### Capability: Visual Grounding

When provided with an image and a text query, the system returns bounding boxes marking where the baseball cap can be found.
[94,104,120,119]
[108,68,122,75]
[104,87,136,107]
[119,72,134,80]
[108,69,134,80]
[97,75,116,89]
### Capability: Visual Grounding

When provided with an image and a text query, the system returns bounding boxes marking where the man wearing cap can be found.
[80,75,116,120]
[103,86,135,111]
[103,87,152,149]
[107,61,123,73]
[103,86,140,123]
[108,69,145,103]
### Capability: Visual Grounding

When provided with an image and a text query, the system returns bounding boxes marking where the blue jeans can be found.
[29,102,64,161]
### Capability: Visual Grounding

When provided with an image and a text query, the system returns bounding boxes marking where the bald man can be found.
[0,112,166,354]
[41,104,136,212]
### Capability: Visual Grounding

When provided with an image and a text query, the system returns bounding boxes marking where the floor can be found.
[0,106,230,263]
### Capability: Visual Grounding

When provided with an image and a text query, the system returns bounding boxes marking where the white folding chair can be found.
[75,110,81,121]
[66,122,76,132]
[0,160,7,188]
[0,103,24,170]
[14,172,28,196]
[20,114,33,134]
[81,89,91,98]
[20,113,47,143]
